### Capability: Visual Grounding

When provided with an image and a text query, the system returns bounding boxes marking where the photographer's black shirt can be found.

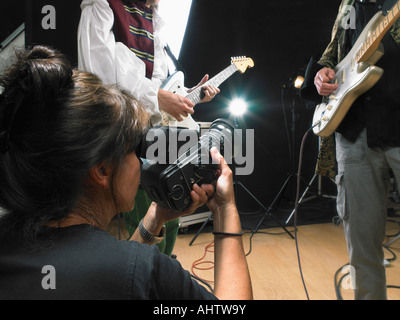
[0,224,217,300]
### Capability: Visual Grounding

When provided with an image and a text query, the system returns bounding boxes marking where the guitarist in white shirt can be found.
[78,0,220,256]
[78,0,219,126]
[313,0,400,299]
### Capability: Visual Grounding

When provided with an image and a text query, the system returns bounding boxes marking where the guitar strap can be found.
[382,0,398,15]
[164,44,187,78]
[356,0,396,15]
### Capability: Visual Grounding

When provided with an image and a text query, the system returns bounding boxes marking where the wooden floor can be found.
[172,219,400,300]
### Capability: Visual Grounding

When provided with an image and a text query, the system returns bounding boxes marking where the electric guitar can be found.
[312,0,400,137]
[160,56,254,130]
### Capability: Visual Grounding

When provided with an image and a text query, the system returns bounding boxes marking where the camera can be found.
[138,118,238,211]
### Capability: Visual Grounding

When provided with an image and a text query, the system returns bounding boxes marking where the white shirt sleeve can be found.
[77,0,162,125]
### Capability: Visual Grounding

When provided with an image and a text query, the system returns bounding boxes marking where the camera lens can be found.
[198,118,238,162]
[140,118,240,211]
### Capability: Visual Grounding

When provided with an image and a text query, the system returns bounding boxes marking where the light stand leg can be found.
[233,112,293,240]
[285,173,317,225]
[189,213,213,246]
[384,234,400,248]
[238,181,294,239]
[285,172,337,225]
[285,136,336,225]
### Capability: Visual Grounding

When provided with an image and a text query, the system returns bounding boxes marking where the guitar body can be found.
[312,11,386,137]
[162,71,187,96]
[160,71,199,130]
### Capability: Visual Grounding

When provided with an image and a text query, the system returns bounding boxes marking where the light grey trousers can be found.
[335,129,400,300]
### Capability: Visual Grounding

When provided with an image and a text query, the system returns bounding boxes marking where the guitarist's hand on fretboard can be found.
[158,89,195,122]
[187,74,221,103]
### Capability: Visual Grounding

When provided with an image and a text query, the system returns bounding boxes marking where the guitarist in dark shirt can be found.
[314,0,400,299]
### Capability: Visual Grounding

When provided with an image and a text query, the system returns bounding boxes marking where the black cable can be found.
[292,126,314,300]
[334,241,399,300]
[334,263,350,300]
[388,285,400,289]
[385,218,400,238]
[242,226,296,257]
[241,126,314,299]
[384,244,397,262]
[245,230,255,257]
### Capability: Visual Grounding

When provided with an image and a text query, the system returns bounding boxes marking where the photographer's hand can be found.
[200,148,237,231]
[201,147,253,300]
[129,184,209,244]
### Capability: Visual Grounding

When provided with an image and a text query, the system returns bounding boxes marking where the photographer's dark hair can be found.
[0,45,149,245]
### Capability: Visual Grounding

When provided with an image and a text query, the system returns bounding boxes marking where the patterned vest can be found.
[107,0,155,79]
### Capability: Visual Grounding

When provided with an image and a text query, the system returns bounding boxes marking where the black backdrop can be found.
[177,1,342,213]
[2,0,342,214]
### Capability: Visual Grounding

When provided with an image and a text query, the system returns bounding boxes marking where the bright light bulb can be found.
[229,98,248,116]
[294,76,304,89]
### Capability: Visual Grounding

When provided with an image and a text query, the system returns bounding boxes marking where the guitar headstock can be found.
[231,56,254,73]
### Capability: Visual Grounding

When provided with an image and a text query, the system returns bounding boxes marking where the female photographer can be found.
[0,46,252,300]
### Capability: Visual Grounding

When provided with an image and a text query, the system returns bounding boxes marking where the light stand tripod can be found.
[235,79,307,239]
[285,137,336,225]
[189,174,296,246]
[230,115,294,239]
[274,80,305,208]
[238,179,295,238]
[254,80,305,229]
[281,73,336,226]
[285,138,336,224]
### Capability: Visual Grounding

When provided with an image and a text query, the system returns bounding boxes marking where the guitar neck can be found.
[186,64,238,104]
[356,0,400,62]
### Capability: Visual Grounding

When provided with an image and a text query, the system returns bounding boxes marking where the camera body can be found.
[140,157,219,211]
[138,119,236,211]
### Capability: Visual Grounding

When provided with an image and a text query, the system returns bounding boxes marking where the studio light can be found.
[229,98,248,117]
[294,75,305,89]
